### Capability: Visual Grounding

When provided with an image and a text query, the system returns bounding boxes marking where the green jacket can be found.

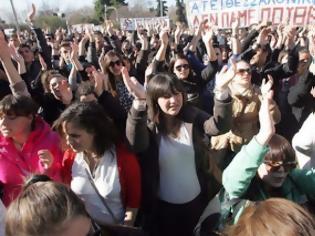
[222,137,315,223]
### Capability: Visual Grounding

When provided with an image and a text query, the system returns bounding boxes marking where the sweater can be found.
[126,98,232,232]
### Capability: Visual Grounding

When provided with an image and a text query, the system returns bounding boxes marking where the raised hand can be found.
[201,25,214,45]
[137,26,148,50]
[215,62,236,92]
[121,66,145,100]
[260,75,274,100]
[256,84,275,145]
[38,149,54,170]
[174,22,185,44]
[257,27,271,46]
[59,80,73,105]
[106,20,115,36]
[92,70,108,96]
[38,54,47,71]
[70,42,79,61]
[9,46,24,64]
[0,31,11,61]
[85,25,94,42]
[160,29,169,45]
[27,3,36,23]
[284,26,297,49]
[231,19,239,32]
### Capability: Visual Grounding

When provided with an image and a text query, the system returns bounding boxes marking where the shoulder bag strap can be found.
[84,168,120,224]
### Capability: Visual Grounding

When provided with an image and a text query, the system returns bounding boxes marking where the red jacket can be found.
[62,143,141,208]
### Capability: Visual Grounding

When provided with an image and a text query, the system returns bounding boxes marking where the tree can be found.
[35,15,67,32]
[175,0,187,24]
[67,7,99,25]
[94,0,127,22]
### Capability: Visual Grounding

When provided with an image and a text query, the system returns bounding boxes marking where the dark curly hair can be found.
[53,101,117,156]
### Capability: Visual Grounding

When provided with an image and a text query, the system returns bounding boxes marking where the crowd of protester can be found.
[0,3,315,236]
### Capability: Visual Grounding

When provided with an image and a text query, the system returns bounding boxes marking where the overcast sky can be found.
[0,0,175,22]
[0,0,95,22]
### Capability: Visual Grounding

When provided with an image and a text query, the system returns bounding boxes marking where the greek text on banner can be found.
[185,0,315,28]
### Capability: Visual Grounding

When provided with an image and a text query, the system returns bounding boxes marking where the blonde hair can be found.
[224,198,315,236]
[5,176,89,236]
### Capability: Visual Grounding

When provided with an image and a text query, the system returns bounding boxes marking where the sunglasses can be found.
[175,64,189,71]
[264,160,297,172]
[299,59,309,65]
[109,60,122,67]
[237,68,251,74]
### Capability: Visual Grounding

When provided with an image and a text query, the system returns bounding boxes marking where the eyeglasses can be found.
[109,60,122,67]
[175,64,189,71]
[237,68,251,74]
[264,160,297,172]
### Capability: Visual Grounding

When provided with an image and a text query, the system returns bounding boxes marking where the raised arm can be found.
[155,29,169,63]
[0,31,30,97]
[223,80,275,199]
[121,67,149,152]
[200,64,234,135]
[27,3,52,69]
[231,20,241,55]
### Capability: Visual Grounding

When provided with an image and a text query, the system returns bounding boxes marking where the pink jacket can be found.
[0,116,62,206]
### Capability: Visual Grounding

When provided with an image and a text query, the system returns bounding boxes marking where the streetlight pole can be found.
[104,4,107,22]
[9,0,20,32]
[160,0,163,17]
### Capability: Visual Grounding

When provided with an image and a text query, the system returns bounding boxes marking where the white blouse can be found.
[71,147,124,225]
[158,122,201,204]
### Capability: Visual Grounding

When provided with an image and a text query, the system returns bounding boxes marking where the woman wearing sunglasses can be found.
[211,60,281,169]
[101,50,134,112]
[151,26,219,109]
[222,86,315,225]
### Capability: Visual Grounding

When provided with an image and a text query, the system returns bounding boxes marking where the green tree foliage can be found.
[175,0,187,24]
[35,15,67,32]
[94,0,127,21]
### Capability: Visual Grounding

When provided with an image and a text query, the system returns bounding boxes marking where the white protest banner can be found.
[120,18,136,31]
[120,17,170,31]
[72,24,95,33]
[185,0,315,29]
[93,25,103,32]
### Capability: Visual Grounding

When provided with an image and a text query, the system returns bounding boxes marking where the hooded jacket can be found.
[0,116,62,206]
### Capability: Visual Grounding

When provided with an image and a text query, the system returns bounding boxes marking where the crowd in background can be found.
[0,3,315,236]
